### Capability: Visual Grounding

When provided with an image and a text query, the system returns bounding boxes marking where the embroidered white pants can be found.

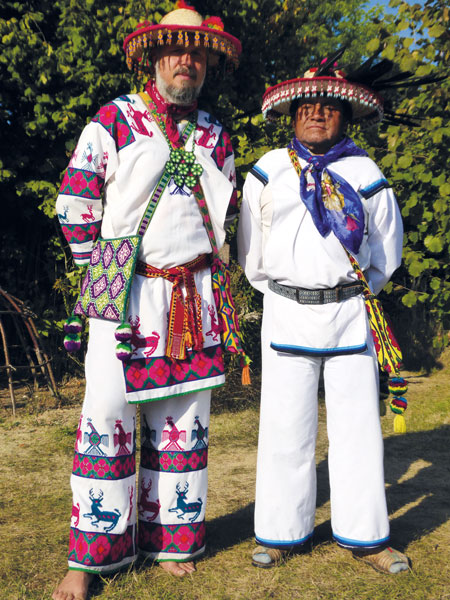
[255,307,390,550]
[67,319,211,572]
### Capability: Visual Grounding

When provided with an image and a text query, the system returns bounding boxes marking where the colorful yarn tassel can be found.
[241,355,251,386]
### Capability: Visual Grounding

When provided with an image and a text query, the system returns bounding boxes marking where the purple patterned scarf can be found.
[289,136,368,254]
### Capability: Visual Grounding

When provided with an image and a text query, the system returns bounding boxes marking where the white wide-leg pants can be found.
[67,319,210,573]
[255,307,390,550]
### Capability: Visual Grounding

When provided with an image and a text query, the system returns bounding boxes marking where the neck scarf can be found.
[289,136,368,254]
[144,80,197,146]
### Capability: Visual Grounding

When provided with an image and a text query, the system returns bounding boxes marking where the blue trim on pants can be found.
[333,533,389,549]
[255,532,313,549]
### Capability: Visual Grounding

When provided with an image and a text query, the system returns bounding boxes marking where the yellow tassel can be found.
[241,364,251,386]
[393,414,406,434]
[185,331,193,348]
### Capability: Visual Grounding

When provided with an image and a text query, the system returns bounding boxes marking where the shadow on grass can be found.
[205,425,450,556]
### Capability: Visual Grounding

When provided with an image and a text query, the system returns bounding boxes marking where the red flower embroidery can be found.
[173,525,195,552]
[150,358,171,386]
[171,360,190,383]
[81,457,93,475]
[71,530,89,561]
[90,536,112,563]
[94,458,110,478]
[213,145,226,169]
[160,452,173,471]
[190,352,212,378]
[99,105,117,126]
[128,364,147,387]
[149,525,165,550]
[194,523,205,547]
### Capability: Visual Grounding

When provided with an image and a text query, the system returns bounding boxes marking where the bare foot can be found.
[159,561,196,577]
[52,570,94,600]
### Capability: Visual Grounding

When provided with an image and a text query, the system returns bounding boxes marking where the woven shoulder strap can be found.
[136,92,197,238]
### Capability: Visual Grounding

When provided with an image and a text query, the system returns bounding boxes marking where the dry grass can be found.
[0,349,449,600]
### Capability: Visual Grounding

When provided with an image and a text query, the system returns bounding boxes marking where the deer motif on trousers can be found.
[138,478,161,522]
[168,482,202,523]
[83,489,121,533]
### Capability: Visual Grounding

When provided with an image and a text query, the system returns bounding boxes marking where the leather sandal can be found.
[252,545,287,569]
[352,546,410,574]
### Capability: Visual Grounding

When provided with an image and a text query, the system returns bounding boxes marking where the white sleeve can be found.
[237,169,269,294]
[365,186,403,295]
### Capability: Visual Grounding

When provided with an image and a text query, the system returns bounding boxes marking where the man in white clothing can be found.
[238,56,411,574]
[53,4,242,599]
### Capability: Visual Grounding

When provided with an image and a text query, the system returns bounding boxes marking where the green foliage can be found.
[0,0,448,377]
[364,0,450,367]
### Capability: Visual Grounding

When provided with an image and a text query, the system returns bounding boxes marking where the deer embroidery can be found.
[81,204,95,223]
[114,420,132,456]
[128,316,160,357]
[71,502,80,527]
[195,123,217,149]
[74,413,83,452]
[205,304,221,342]
[168,482,202,522]
[58,205,69,223]
[138,478,161,522]
[127,103,153,137]
[162,416,186,451]
[83,489,121,532]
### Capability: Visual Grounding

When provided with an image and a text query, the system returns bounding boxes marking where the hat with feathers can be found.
[262,47,445,126]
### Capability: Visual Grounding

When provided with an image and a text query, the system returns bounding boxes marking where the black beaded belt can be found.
[268,279,363,305]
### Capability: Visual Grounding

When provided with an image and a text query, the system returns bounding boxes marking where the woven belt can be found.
[268,279,363,305]
[136,254,211,360]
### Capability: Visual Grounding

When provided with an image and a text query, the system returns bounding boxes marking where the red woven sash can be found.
[136,254,210,360]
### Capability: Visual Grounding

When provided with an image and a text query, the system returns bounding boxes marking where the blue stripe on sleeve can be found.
[359,178,391,199]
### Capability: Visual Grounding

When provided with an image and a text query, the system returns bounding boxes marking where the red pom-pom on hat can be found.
[176,0,195,9]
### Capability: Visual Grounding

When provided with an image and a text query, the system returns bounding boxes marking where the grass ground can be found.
[0,349,449,600]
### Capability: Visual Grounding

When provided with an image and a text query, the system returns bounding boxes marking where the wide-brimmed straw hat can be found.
[123,1,241,75]
[261,48,446,127]
[262,63,384,126]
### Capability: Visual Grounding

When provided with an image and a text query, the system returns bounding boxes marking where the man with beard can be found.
[53,3,241,599]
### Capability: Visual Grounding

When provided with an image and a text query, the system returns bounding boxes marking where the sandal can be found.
[353,546,410,574]
[252,545,287,569]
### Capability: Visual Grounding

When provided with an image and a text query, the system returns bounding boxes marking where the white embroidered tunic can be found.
[238,148,403,355]
[56,93,237,401]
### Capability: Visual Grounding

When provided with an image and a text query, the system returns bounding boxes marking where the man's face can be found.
[293,97,347,155]
[155,43,208,105]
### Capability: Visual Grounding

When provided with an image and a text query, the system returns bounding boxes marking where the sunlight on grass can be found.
[0,349,449,599]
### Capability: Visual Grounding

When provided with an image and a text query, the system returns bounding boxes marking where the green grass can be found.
[0,349,449,600]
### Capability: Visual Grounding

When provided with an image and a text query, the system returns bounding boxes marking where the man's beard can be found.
[155,66,204,105]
